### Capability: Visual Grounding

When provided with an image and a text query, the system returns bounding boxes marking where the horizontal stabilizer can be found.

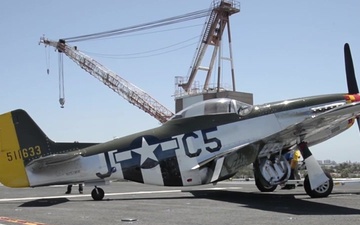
[27,153,81,171]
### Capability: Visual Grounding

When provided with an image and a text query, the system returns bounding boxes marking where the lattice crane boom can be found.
[40,38,174,123]
[180,0,240,93]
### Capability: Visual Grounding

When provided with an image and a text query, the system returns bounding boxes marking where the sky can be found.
[1,0,360,163]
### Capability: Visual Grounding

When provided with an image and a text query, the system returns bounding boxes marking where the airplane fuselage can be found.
[19,93,356,188]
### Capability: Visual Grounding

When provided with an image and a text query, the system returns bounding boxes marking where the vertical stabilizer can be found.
[0,110,32,187]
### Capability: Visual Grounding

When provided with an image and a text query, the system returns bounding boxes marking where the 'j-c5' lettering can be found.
[183,127,222,158]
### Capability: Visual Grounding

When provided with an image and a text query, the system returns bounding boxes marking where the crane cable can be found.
[51,7,212,110]
[63,8,211,43]
[44,45,50,74]
[82,35,200,59]
[58,52,65,108]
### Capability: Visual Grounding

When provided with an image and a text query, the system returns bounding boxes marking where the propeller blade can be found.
[345,43,359,94]
[345,44,360,133]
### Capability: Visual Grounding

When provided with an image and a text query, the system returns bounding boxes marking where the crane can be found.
[39,6,214,123]
[39,38,174,123]
[179,0,240,93]
[39,1,239,123]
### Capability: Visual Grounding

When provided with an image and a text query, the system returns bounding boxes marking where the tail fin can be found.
[0,109,54,187]
[1,109,98,188]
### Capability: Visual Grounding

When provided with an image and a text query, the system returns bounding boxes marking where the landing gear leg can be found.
[91,186,105,201]
[297,142,333,198]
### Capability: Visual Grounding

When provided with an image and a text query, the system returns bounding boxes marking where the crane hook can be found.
[59,98,65,108]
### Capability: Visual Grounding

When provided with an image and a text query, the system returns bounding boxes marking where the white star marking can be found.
[132,137,159,166]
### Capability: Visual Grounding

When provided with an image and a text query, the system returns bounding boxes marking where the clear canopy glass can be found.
[171,98,253,120]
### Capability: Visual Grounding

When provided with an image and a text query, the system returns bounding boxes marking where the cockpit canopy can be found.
[170,98,253,120]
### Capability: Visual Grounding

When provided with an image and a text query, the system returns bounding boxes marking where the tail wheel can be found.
[91,187,105,201]
[304,172,333,198]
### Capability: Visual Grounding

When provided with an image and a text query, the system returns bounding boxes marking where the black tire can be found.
[304,172,333,198]
[91,187,105,201]
[253,161,277,192]
[254,176,278,192]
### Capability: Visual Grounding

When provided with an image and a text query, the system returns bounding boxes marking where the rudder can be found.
[0,109,53,187]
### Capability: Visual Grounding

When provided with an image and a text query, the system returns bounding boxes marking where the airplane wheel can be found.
[304,172,333,198]
[253,161,277,192]
[91,187,105,201]
[255,176,278,192]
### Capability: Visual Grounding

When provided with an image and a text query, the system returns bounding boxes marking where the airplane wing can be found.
[267,101,360,147]
[191,142,251,170]
[194,102,360,182]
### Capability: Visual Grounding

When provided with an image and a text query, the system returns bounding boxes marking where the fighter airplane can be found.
[0,43,359,200]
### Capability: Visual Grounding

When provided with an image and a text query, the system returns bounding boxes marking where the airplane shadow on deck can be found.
[101,190,360,216]
[188,190,360,215]
[19,198,69,207]
[17,190,360,216]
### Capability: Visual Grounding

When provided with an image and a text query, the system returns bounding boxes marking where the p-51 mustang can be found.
[1,43,359,200]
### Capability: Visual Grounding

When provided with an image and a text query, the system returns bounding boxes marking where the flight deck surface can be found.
[1,180,360,225]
